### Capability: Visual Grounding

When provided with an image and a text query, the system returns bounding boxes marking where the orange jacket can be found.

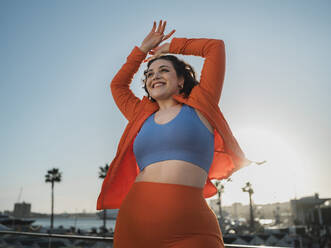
[97,38,251,210]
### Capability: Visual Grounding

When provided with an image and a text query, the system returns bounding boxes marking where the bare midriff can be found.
[134,160,208,188]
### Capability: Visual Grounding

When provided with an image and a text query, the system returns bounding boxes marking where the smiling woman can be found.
[98,20,253,248]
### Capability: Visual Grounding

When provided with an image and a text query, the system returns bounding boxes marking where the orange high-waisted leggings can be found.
[113,181,224,248]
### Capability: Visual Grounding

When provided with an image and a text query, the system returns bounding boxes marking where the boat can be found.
[0,214,35,227]
[97,209,119,220]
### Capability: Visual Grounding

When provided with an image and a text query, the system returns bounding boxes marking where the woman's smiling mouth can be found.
[152,81,166,88]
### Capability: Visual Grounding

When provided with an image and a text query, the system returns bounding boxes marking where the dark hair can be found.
[142,55,199,102]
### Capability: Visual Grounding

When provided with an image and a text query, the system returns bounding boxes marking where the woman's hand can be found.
[143,43,170,63]
[149,43,170,56]
[139,20,175,54]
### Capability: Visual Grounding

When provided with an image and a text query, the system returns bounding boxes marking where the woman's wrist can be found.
[138,46,149,54]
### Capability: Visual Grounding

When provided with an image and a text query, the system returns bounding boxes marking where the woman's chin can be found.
[150,88,179,101]
[150,92,167,101]
[151,93,173,101]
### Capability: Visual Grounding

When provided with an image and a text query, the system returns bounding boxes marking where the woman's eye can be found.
[146,69,168,78]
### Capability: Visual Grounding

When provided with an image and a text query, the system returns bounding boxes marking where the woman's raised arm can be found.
[110,47,145,121]
[110,20,175,121]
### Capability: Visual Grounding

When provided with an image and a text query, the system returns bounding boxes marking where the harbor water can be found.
[32,216,116,231]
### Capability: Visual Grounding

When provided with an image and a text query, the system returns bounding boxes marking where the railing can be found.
[0,230,113,241]
[0,230,292,248]
[225,245,290,248]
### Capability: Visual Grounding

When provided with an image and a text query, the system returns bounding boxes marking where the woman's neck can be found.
[156,98,181,111]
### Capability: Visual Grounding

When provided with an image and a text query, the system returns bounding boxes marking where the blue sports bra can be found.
[133,104,214,173]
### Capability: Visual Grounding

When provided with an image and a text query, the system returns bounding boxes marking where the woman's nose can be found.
[152,71,161,80]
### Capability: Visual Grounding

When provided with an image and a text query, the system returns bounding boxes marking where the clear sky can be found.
[1,0,330,214]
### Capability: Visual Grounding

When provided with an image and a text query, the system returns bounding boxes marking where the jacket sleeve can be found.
[110,46,147,121]
[169,38,225,103]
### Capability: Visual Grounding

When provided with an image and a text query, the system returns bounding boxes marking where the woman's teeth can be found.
[153,83,165,88]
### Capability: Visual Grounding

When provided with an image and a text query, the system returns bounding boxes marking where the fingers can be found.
[148,47,158,55]
[151,21,156,33]
[143,56,156,63]
[149,46,163,57]
[154,50,163,57]
[156,20,162,33]
[143,48,161,63]
[148,53,161,60]
[143,20,174,55]
[160,21,166,33]
[162,29,175,41]
[143,45,167,63]
[155,20,169,34]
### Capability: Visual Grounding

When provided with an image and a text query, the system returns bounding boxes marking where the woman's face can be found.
[145,59,183,101]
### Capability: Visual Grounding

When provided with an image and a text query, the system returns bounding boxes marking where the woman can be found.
[97,20,254,247]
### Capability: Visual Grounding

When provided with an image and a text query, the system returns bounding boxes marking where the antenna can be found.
[17,187,23,203]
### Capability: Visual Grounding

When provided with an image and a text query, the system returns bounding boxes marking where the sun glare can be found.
[218,127,307,205]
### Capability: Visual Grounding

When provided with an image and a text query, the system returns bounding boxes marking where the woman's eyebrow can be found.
[147,65,170,73]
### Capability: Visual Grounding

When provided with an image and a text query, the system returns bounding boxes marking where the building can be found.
[210,200,291,223]
[13,202,31,218]
[291,193,331,226]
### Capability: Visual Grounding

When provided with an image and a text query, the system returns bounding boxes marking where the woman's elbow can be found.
[205,39,225,56]
[213,40,225,52]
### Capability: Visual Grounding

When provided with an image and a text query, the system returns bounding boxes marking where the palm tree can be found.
[214,180,224,220]
[99,163,109,179]
[98,163,110,233]
[214,178,231,226]
[242,182,254,232]
[45,168,62,230]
